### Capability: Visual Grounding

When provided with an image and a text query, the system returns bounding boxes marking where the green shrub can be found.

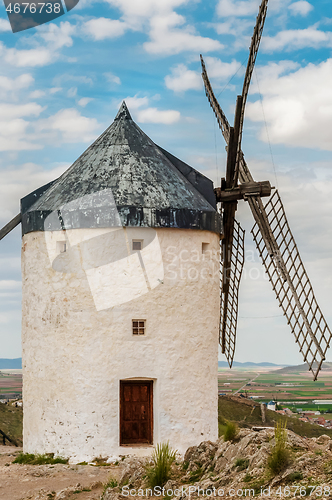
[105,478,118,489]
[235,458,249,471]
[286,471,303,482]
[223,422,238,442]
[13,453,68,465]
[145,442,176,488]
[189,467,204,483]
[267,421,291,475]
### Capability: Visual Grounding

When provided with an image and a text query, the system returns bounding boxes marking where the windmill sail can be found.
[233,0,268,186]
[201,46,331,379]
[252,191,331,380]
[0,214,21,241]
[220,218,245,366]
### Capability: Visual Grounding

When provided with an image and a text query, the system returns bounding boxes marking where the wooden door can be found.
[120,381,153,445]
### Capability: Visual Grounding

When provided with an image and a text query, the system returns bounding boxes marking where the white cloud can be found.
[122,95,150,110]
[246,59,332,151]
[121,95,180,124]
[165,64,201,92]
[29,90,46,99]
[0,18,11,32]
[165,58,242,93]
[104,0,188,28]
[262,26,332,52]
[136,107,180,124]
[2,45,53,67]
[83,17,128,40]
[36,108,100,143]
[78,97,94,107]
[0,102,100,151]
[204,56,243,80]
[288,1,313,16]
[0,22,76,68]
[104,72,121,85]
[0,102,43,120]
[0,280,21,290]
[39,21,75,50]
[100,0,221,55]
[67,87,78,98]
[0,162,68,223]
[216,0,260,17]
[0,117,42,152]
[144,12,222,55]
[0,74,34,93]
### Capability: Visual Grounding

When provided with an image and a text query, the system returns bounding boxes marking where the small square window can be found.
[132,319,146,335]
[202,242,210,254]
[57,241,67,254]
[132,240,143,251]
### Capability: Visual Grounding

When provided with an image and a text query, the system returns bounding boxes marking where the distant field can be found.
[0,372,22,398]
[218,365,332,411]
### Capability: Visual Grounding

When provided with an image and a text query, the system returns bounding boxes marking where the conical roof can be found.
[22,102,221,234]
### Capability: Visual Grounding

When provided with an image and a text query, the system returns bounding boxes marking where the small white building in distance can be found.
[267,400,277,411]
[21,102,222,462]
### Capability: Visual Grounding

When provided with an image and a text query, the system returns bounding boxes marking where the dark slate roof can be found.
[21,102,221,235]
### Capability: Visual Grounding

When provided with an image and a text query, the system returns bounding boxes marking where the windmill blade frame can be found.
[235,0,269,185]
[201,38,331,379]
[0,214,22,241]
[252,191,331,381]
[220,218,245,366]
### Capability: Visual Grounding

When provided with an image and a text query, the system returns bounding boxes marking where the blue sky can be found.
[0,0,332,365]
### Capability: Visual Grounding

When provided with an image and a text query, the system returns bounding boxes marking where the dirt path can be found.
[0,446,122,500]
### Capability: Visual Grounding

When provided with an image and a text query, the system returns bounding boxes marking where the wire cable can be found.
[254,68,279,189]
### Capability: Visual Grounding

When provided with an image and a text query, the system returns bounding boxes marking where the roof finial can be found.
[115,101,132,121]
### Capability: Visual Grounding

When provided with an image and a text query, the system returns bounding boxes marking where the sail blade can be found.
[0,213,22,241]
[240,0,269,128]
[220,218,245,367]
[251,191,331,380]
[200,54,231,145]
[200,56,256,187]
[234,0,268,185]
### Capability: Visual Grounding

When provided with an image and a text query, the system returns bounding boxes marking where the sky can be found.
[0,0,331,366]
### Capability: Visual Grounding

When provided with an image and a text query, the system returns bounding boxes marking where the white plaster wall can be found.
[22,227,220,462]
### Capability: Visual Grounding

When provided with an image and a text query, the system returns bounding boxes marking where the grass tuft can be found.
[145,442,176,488]
[286,471,303,482]
[235,458,249,471]
[13,453,68,465]
[189,467,204,483]
[223,421,238,442]
[267,421,291,475]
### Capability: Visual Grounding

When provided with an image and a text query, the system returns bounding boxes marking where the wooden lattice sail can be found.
[220,219,245,367]
[201,0,331,377]
[252,191,332,380]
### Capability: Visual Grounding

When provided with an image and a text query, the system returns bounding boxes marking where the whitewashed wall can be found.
[21,226,220,462]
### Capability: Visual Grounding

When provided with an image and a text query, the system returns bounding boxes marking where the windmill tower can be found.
[0,0,330,462]
[17,103,221,461]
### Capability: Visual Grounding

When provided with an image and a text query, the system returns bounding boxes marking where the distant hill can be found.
[218,361,285,368]
[0,358,22,369]
[275,362,332,374]
[219,394,332,439]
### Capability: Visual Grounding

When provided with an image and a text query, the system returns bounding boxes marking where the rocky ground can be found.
[0,445,119,500]
[104,428,332,500]
[2,428,332,500]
